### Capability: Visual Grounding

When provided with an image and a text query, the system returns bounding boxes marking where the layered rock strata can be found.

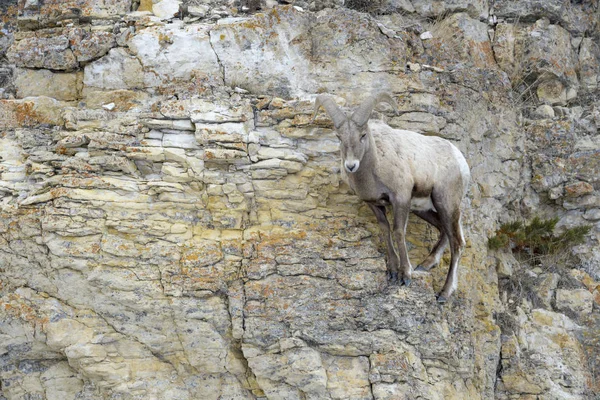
[0,1,599,399]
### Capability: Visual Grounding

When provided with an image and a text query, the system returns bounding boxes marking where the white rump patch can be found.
[410,196,435,212]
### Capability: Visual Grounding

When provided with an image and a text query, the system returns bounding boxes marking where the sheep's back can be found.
[369,120,469,193]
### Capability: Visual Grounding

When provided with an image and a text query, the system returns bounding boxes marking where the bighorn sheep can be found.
[313,93,470,302]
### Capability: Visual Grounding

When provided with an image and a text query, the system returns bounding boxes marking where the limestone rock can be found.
[425,13,495,69]
[492,0,596,34]
[492,0,566,22]
[152,0,182,19]
[498,309,590,398]
[535,273,559,309]
[496,251,517,278]
[579,38,600,91]
[68,28,116,63]
[410,0,488,19]
[17,0,132,29]
[520,20,579,88]
[556,289,594,316]
[210,7,405,98]
[128,22,221,87]
[564,181,594,198]
[83,48,146,90]
[494,19,579,95]
[1,2,599,400]
[532,104,555,119]
[0,97,65,129]
[537,78,567,105]
[8,36,78,70]
[14,68,82,101]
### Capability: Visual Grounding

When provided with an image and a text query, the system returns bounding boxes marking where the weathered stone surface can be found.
[537,78,567,105]
[425,12,496,69]
[493,0,566,22]
[0,97,65,128]
[83,48,146,90]
[532,104,555,119]
[1,2,600,400]
[556,289,594,315]
[152,0,182,19]
[14,68,82,101]
[17,0,132,30]
[128,22,221,86]
[493,19,580,100]
[210,7,405,98]
[492,0,597,34]
[579,38,600,91]
[68,28,116,63]
[565,181,594,198]
[498,309,590,398]
[405,0,488,19]
[7,35,78,70]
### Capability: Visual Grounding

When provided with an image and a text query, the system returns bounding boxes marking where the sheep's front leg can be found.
[391,197,412,286]
[367,203,400,283]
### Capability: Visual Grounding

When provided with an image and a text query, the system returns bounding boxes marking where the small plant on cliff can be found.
[488,216,591,257]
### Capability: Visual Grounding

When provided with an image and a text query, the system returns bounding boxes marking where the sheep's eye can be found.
[360,133,367,142]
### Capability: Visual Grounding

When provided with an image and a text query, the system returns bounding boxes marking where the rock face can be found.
[1,1,599,399]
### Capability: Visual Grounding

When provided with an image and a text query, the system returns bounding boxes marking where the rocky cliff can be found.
[0,0,599,399]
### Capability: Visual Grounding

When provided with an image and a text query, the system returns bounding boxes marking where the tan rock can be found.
[14,69,82,101]
[322,354,371,399]
[537,78,567,105]
[564,181,594,198]
[0,97,66,128]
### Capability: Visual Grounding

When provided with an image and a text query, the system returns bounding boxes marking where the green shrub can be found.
[488,216,591,256]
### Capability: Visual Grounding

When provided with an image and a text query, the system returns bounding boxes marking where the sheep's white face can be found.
[336,119,370,174]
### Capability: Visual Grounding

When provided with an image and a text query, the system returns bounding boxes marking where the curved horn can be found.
[351,92,398,127]
[313,95,347,129]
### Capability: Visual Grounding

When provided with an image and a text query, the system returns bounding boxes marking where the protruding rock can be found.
[537,78,567,105]
[8,36,78,70]
[532,104,555,119]
[152,0,182,19]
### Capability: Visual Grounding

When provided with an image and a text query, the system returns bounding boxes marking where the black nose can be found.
[346,162,357,172]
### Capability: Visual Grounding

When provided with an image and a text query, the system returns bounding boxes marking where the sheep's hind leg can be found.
[413,210,448,272]
[368,203,400,284]
[437,211,465,304]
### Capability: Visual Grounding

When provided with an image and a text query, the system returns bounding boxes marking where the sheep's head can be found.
[313,93,398,173]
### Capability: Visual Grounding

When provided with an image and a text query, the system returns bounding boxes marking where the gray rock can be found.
[556,289,594,315]
[68,29,116,63]
[532,104,555,119]
[8,36,78,70]
[579,38,600,91]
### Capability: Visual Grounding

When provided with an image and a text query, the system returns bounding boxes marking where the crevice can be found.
[166,302,197,374]
[208,28,227,88]
[17,284,181,376]
[493,346,503,395]
[367,355,376,399]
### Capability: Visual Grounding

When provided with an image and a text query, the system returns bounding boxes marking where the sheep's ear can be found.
[351,92,398,127]
[312,95,346,129]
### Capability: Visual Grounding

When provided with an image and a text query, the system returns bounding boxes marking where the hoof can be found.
[436,294,448,304]
[401,277,412,287]
[414,265,428,272]
[388,271,399,283]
